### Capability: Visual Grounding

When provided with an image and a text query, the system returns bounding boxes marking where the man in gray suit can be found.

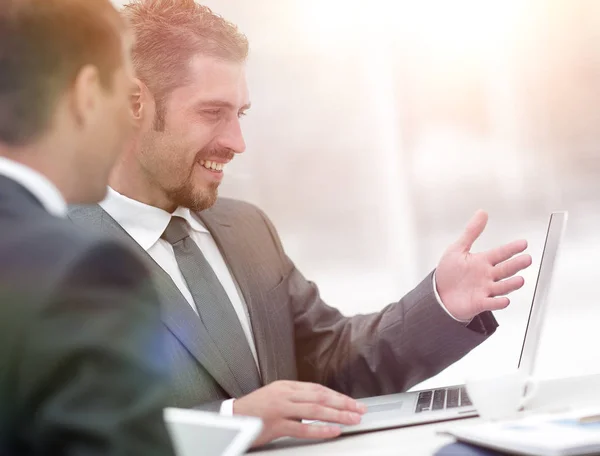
[69,0,532,447]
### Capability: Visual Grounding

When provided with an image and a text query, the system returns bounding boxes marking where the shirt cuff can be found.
[432,271,472,324]
[220,398,235,416]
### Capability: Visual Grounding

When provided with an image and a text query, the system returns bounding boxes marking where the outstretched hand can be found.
[435,210,533,321]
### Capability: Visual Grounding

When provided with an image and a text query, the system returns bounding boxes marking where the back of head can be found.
[0,0,132,203]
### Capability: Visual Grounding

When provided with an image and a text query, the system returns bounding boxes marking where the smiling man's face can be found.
[137,55,250,212]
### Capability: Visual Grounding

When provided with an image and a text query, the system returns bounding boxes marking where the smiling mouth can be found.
[199,159,225,172]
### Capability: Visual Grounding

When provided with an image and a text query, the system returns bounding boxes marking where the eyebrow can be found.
[197,100,252,112]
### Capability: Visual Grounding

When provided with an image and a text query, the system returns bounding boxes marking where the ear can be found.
[131,78,144,121]
[70,65,102,128]
[131,78,156,129]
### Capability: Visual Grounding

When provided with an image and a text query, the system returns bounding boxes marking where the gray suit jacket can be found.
[68,198,498,412]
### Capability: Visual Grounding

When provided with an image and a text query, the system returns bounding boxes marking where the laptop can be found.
[164,407,262,456]
[336,211,568,435]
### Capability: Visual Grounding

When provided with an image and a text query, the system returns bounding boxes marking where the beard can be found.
[164,145,234,212]
[167,180,219,212]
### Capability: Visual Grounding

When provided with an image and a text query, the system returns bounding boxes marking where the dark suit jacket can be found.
[0,176,175,456]
[69,198,498,412]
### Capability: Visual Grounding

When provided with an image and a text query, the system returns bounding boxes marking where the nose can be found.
[218,117,246,154]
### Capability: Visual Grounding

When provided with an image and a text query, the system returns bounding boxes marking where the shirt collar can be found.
[100,187,209,251]
[0,157,67,217]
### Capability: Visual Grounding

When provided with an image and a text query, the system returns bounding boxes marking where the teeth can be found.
[200,160,225,172]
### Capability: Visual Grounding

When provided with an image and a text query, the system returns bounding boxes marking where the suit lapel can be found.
[70,204,243,398]
[198,210,280,385]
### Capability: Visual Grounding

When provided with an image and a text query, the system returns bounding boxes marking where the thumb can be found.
[454,210,488,253]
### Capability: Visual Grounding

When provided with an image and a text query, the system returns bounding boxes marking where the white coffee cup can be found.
[465,370,538,421]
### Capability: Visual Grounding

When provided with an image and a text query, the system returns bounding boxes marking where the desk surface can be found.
[253,417,480,456]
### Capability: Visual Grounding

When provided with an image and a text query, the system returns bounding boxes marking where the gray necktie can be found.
[162,216,261,395]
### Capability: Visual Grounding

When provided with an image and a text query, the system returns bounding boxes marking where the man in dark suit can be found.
[69,0,532,447]
[0,1,175,454]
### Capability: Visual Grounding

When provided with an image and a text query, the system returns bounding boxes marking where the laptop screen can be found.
[517,212,567,376]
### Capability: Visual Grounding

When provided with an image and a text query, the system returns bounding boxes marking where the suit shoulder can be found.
[67,203,104,229]
[6,215,140,276]
[37,216,125,254]
[0,215,149,316]
[40,224,151,302]
[212,197,263,215]
[208,197,273,224]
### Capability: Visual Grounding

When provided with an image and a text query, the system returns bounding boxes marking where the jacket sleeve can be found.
[257,209,498,398]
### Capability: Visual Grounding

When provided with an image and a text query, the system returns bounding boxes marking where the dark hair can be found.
[0,0,126,145]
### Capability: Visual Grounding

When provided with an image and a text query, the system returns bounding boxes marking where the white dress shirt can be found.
[100,187,256,415]
[0,157,67,217]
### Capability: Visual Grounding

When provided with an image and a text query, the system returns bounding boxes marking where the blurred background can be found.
[114,0,600,389]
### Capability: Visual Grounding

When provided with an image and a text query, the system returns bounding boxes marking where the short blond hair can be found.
[122,0,249,130]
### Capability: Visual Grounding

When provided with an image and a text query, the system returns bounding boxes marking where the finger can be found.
[277,420,342,441]
[290,390,366,414]
[455,210,488,253]
[479,296,510,312]
[490,276,525,297]
[290,386,367,414]
[492,254,532,281]
[286,402,362,425]
[485,239,528,266]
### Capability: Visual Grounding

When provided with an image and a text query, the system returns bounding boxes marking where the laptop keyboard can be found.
[415,386,472,413]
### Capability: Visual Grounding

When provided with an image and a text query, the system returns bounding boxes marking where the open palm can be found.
[435,211,533,321]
